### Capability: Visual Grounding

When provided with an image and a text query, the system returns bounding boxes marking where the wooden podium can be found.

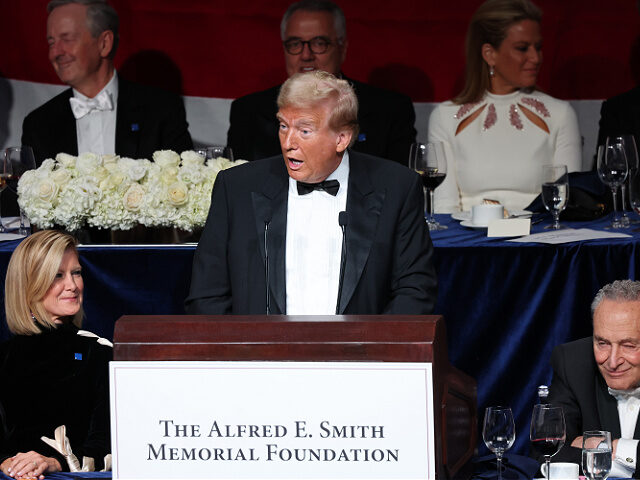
[113,315,476,479]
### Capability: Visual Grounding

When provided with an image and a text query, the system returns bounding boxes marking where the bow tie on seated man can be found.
[69,90,114,119]
[542,280,640,479]
[185,70,437,316]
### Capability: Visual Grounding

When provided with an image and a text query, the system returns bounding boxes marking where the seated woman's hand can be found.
[1,451,62,479]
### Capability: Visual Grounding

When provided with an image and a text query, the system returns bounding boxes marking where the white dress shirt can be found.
[285,152,349,315]
[608,386,640,477]
[73,71,118,155]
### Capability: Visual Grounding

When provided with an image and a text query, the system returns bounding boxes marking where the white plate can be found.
[452,209,532,222]
[460,220,488,229]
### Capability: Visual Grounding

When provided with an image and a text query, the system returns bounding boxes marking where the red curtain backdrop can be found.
[2,0,639,102]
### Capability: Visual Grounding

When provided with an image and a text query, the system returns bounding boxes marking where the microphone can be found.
[263,208,272,315]
[336,211,349,314]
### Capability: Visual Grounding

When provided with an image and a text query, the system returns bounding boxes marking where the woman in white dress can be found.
[429,0,582,213]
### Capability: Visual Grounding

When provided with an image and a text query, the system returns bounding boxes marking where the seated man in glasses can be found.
[227,0,416,164]
[543,280,640,478]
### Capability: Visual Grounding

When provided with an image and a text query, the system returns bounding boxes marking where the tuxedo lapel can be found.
[115,79,141,157]
[57,89,79,156]
[338,152,384,313]
[251,158,288,314]
[595,374,622,438]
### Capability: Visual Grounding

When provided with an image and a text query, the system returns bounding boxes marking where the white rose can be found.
[167,182,188,206]
[39,158,57,173]
[37,178,58,202]
[125,162,148,181]
[56,153,76,168]
[101,171,127,190]
[160,167,179,185]
[153,150,180,168]
[76,152,102,175]
[51,168,72,185]
[123,184,146,211]
[181,150,205,167]
[178,166,205,185]
[101,154,120,167]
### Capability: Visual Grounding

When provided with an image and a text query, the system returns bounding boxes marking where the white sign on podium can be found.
[110,361,435,480]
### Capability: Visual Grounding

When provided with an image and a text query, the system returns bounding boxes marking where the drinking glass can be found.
[582,430,612,480]
[614,135,639,225]
[0,153,13,233]
[597,140,629,228]
[5,146,36,235]
[408,142,447,231]
[530,404,565,479]
[541,164,569,230]
[195,145,234,161]
[483,406,515,480]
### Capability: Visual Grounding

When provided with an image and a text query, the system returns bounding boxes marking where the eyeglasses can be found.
[283,36,332,55]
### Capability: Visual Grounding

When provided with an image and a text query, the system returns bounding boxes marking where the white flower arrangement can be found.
[17,150,246,232]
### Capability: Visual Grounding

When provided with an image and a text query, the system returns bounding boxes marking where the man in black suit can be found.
[22,0,192,166]
[545,280,640,478]
[186,71,436,315]
[227,0,416,165]
[597,87,640,153]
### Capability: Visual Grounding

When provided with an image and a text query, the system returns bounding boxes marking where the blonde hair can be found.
[277,70,359,145]
[454,0,542,104]
[5,230,82,335]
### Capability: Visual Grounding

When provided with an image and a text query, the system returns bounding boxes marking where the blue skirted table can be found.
[0,213,638,455]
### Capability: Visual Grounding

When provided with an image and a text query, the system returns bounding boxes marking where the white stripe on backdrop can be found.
[1,77,601,170]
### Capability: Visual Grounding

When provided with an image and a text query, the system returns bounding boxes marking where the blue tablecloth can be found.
[0,213,638,455]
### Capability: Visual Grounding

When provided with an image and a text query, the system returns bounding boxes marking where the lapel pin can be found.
[74,353,83,360]
[131,123,140,132]
[358,133,366,142]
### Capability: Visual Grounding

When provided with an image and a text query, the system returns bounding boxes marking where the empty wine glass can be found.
[195,145,234,161]
[409,142,447,231]
[530,404,566,480]
[541,164,569,230]
[5,146,36,235]
[614,135,639,225]
[483,406,515,480]
[582,430,612,480]
[597,140,629,229]
[0,153,13,233]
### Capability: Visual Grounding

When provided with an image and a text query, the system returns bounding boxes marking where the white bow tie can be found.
[609,385,640,400]
[69,90,114,119]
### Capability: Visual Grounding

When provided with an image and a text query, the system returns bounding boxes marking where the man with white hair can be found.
[545,279,640,478]
[187,71,436,315]
[227,0,416,165]
[22,0,192,166]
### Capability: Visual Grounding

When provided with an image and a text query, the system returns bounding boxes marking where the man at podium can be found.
[186,70,437,315]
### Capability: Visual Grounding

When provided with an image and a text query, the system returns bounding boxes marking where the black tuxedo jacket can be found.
[597,86,640,152]
[185,151,437,315]
[546,337,640,477]
[21,77,193,166]
[227,77,417,165]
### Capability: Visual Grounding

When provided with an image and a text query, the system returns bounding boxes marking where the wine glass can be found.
[483,406,515,480]
[409,142,447,231]
[597,140,629,229]
[0,153,13,233]
[614,135,639,225]
[541,164,569,230]
[582,430,612,480]
[530,404,566,480]
[5,146,36,235]
[195,145,234,161]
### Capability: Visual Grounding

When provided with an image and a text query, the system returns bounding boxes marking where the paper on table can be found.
[508,228,631,244]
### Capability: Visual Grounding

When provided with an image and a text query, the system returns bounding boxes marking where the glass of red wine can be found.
[530,404,566,479]
[409,142,447,231]
[483,406,516,480]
